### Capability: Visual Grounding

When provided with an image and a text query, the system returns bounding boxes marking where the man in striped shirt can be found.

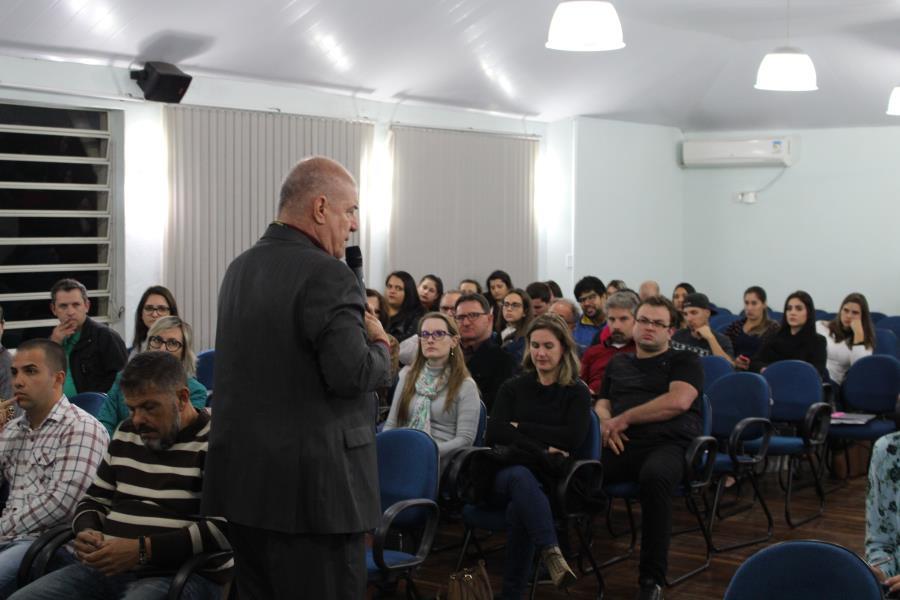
[11,351,230,600]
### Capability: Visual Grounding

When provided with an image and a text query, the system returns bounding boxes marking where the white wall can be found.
[572,117,685,297]
[683,127,900,315]
[537,118,576,292]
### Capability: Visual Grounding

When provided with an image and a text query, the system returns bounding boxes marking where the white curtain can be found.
[389,125,538,292]
[164,105,374,350]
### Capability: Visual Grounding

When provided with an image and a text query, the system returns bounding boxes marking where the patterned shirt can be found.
[866,431,900,577]
[0,395,108,540]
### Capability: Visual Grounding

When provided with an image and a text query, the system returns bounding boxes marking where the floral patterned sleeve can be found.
[866,432,900,577]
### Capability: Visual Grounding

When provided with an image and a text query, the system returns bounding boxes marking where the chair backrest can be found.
[196,349,215,390]
[762,360,823,422]
[875,328,898,357]
[871,312,887,324]
[768,310,783,322]
[723,540,882,600]
[701,393,712,436]
[842,354,900,414]
[878,316,900,340]
[376,429,439,525]
[574,411,601,460]
[474,401,487,446]
[69,392,107,417]
[701,355,734,388]
[814,309,831,321]
[710,313,739,332]
[707,372,770,439]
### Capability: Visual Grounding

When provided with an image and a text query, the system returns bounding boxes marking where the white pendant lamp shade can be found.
[754,46,818,91]
[887,87,900,115]
[546,1,625,52]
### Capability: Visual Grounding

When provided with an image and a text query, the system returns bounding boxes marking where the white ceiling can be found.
[1,0,899,131]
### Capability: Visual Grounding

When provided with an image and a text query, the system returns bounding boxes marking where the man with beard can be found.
[12,351,231,600]
[573,276,607,349]
[580,290,639,395]
[594,296,704,600]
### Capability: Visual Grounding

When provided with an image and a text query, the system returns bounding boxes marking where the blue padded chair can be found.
[701,355,733,388]
[707,373,774,552]
[871,312,887,324]
[768,310,783,322]
[367,429,440,599]
[723,540,882,600]
[601,395,717,586]
[69,392,107,417]
[875,328,898,357]
[814,309,831,321]
[878,316,900,341]
[710,313,739,332]
[749,361,831,527]
[196,349,215,391]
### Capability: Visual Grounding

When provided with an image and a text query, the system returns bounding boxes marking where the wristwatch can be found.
[138,536,148,565]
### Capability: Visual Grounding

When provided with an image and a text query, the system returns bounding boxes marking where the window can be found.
[0,102,123,348]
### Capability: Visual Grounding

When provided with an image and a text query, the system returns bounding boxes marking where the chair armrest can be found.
[17,525,74,587]
[801,402,832,446]
[167,551,233,600]
[371,498,440,572]
[443,446,492,503]
[728,417,773,467]
[683,436,718,490]
[822,382,835,408]
[554,459,604,518]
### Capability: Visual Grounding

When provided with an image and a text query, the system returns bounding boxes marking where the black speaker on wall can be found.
[130,62,192,103]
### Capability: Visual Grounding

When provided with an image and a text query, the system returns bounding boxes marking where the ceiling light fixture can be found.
[754,0,817,91]
[887,87,900,115]
[546,1,625,52]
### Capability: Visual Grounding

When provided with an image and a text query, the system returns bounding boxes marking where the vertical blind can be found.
[390,125,538,291]
[164,106,373,350]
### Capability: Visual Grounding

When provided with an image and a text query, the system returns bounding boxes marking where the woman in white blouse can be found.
[816,292,876,385]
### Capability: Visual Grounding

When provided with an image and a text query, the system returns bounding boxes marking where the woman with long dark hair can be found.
[816,292,876,384]
[384,270,425,341]
[728,286,780,370]
[671,282,695,329]
[498,288,533,365]
[417,274,444,312]
[130,286,178,356]
[750,290,827,378]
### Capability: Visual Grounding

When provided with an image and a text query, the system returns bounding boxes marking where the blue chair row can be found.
[875,328,898,357]
[69,392,107,417]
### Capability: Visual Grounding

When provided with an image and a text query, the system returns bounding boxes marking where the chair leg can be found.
[455,527,473,571]
[665,491,713,587]
[783,452,827,528]
[708,472,773,553]
[599,498,637,568]
[575,517,605,598]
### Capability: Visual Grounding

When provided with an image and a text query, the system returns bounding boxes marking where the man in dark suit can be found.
[455,293,516,411]
[202,156,392,599]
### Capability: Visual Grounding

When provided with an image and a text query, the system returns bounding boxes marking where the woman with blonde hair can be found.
[383,311,480,471]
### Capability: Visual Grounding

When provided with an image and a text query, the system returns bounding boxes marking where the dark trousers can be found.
[602,440,685,584]
[229,523,365,600]
[490,465,558,599]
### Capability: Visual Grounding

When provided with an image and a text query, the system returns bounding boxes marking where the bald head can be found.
[278,156,357,218]
[639,280,660,301]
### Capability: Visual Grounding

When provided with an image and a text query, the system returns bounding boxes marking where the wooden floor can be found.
[377,470,868,599]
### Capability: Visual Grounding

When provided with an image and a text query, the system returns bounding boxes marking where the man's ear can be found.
[311,195,328,224]
[177,386,190,407]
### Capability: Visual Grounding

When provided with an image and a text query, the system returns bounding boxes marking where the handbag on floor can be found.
[441,560,493,600]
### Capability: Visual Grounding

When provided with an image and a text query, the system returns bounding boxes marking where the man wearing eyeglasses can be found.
[593,295,704,600]
[573,276,608,350]
[47,278,127,395]
[454,293,516,411]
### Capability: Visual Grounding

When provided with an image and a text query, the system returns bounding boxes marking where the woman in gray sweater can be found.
[383,311,481,472]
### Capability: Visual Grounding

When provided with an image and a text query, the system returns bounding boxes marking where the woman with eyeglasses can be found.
[383,312,480,473]
[98,316,208,437]
[486,314,591,595]
[384,271,425,342]
[749,290,827,378]
[499,288,533,365]
[130,286,178,358]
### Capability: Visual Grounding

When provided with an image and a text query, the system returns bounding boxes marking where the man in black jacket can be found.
[49,279,127,395]
[456,293,516,411]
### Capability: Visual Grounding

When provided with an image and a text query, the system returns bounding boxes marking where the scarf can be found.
[406,364,450,434]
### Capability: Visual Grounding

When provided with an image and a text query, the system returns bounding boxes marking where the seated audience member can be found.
[398,290,463,366]
[639,280,660,301]
[671,293,735,361]
[486,314,590,596]
[417,274,444,312]
[10,352,231,600]
[750,291,827,378]
[499,289,533,365]
[580,291,638,395]
[367,289,401,404]
[594,295,704,599]
[573,276,607,349]
[0,339,108,598]
[816,292,876,385]
[455,293,516,411]
[607,279,627,295]
[459,279,482,296]
[383,312,479,474]
[384,271,425,342]
[545,280,563,301]
[486,270,514,329]
[98,317,208,437]
[129,286,178,358]
[866,431,900,595]
[728,286,780,370]
[525,282,552,317]
[48,278,127,395]
[670,282,696,329]
[549,299,579,336]
[366,289,390,329]
[0,306,10,401]
[438,290,462,318]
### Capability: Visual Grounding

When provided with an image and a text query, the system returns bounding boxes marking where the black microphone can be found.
[345,246,365,296]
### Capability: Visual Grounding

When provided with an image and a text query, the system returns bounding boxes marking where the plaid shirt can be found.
[0,395,108,540]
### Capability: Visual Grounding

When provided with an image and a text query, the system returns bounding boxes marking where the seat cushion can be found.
[829,420,896,441]
[461,503,508,531]
[366,549,418,577]
[745,435,805,455]
[603,481,640,498]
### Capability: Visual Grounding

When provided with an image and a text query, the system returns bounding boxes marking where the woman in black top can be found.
[750,290,827,378]
[729,286,780,369]
[486,314,591,597]
[384,270,425,341]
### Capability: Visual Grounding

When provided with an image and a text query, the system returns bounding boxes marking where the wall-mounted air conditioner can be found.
[682,136,796,167]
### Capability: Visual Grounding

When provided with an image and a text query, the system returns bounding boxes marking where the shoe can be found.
[635,577,664,600]
[541,545,577,590]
